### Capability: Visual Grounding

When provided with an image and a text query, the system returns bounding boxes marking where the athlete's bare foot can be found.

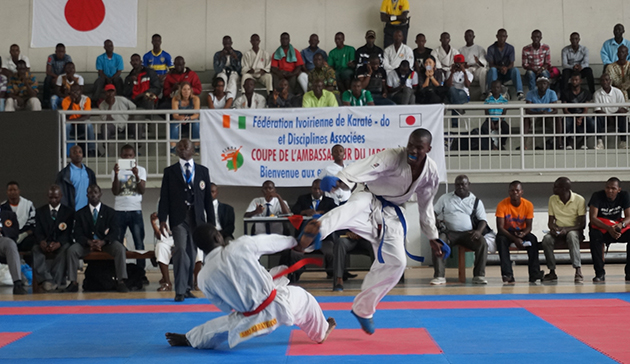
[297,220,321,251]
[319,317,337,344]
[165,332,191,347]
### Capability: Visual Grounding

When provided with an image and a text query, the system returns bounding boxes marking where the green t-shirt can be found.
[342,89,374,106]
[328,45,356,71]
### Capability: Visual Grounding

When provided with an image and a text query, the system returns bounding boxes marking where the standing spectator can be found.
[0,206,26,294]
[271,32,308,95]
[487,29,524,101]
[541,177,586,283]
[123,54,161,110]
[234,78,266,109]
[267,78,299,108]
[301,34,328,72]
[561,72,594,150]
[459,29,488,99]
[495,181,543,283]
[93,39,124,100]
[355,30,383,70]
[588,177,630,283]
[605,45,630,101]
[55,145,96,211]
[241,34,273,93]
[302,79,338,108]
[1,181,36,253]
[594,74,627,150]
[382,30,414,75]
[44,43,72,108]
[357,54,395,106]
[162,56,202,107]
[32,185,74,292]
[244,180,290,235]
[308,53,338,93]
[65,184,129,293]
[213,35,242,98]
[387,60,417,105]
[600,23,630,69]
[143,34,173,82]
[380,0,410,48]
[524,76,558,150]
[481,80,510,150]
[99,84,138,141]
[62,84,96,156]
[51,62,84,111]
[431,32,459,80]
[158,139,215,302]
[328,32,356,93]
[413,33,432,76]
[112,145,147,270]
[207,78,233,110]
[5,60,42,112]
[446,54,473,124]
[561,32,595,94]
[1,44,30,75]
[171,82,201,153]
[522,30,556,93]
[342,78,375,106]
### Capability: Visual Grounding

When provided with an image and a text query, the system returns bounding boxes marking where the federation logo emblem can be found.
[221,146,244,172]
[59,222,67,231]
[199,180,206,190]
[4,220,12,227]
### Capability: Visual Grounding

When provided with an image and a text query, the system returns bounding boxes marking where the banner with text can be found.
[200,105,445,187]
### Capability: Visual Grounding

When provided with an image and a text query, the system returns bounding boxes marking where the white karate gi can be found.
[186,234,329,349]
[241,48,274,92]
[318,147,440,318]
[155,235,203,265]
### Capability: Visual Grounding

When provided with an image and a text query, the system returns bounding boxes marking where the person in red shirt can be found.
[161,56,201,108]
[271,32,308,95]
[123,54,162,110]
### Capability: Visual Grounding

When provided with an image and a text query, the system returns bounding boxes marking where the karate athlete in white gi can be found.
[165,221,336,349]
[318,128,445,334]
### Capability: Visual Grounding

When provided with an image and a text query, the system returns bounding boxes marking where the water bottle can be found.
[21,263,33,286]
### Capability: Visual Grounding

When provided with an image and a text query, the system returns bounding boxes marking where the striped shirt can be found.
[522,43,551,70]
[484,94,508,121]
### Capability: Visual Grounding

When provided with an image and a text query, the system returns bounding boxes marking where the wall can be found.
[2,0,629,74]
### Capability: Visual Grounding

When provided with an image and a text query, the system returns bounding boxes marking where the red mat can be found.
[0,332,30,348]
[286,328,442,356]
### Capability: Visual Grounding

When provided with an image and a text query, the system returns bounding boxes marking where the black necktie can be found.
[265,203,271,234]
[185,162,192,186]
[51,209,57,221]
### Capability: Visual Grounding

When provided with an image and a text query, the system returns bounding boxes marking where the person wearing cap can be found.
[383,30,414,76]
[355,30,384,70]
[301,34,328,72]
[459,30,488,99]
[99,84,138,142]
[524,76,559,150]
[605,45,630,101]
[380,0,410,48]
[431,32,459,80]
[446,54,473,126]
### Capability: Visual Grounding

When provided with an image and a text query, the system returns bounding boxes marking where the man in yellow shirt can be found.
[541,177,586,283]
[302,79,338,108]
[380,0,410,48]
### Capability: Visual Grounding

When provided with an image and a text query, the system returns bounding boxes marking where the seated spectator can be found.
[171,82,201,152]
[65,184,129,293]
[93,39,124,100]
[606,45,630,101]
[522,30,557,93]
[561,72,594,150]
[1,44,30,76]
[416,56,446,104]
[271,32,308,95]
[387,60,417,105]
[357,54,395,105]
[99,84,139,141]
[383,30,414,76]
[5,60,42,112]
[244,180,290,235]
[380,0,410,48]
[332,231,371,292]
[308,53,338,93]
[267,78,299,108]
[51,62,84,111]
[541,177,586,283]
[0,73,6,111]
[588,177,630,283]
[433,175,489,285]
[342,78,375,106]
[355,30,383,69]
[32,185,74,292]
[328,32,356,92]
[143,34,173,82]
[459,29,488,99]
[0,205,26,294]
[481,80,510,150]
[55,145,96,211]
[302,79,338,108]
[601,23,630,69]
[123,54,161,110]
[594,74,627,150]
[1,181,36,253]
[213,35,242,98]
[561,32,595,94]
[210,183,235,242]
[446,54,473,124]
[524,76,558,150]
[162,56,201,107]
[487,29,524,101]
[234,78,266,109]
[44,43,72,108]
[413,33,432,76]
[241,34,273,93]
[495,181,543,283]
[431,32,459,80]
[301,34,328,72]
[207,78,233,109]
[62,84,96,157]
[112,145,147,271]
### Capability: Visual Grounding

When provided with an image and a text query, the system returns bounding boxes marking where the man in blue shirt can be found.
[601,24,630,69]
[486,29,524,101]
[93,39,124,100]
[481,80,510,150]
[55,145,97,211]
[143,34,173,82]
[301,34,328,72]
[524,76,558,150]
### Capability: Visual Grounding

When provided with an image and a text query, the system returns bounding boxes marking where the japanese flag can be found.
[31,0,137,48]
[399,114,423,128]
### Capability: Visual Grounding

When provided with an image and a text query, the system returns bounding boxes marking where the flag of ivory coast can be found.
[222,115,246,129]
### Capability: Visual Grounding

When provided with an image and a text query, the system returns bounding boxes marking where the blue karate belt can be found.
[375,196,424,264]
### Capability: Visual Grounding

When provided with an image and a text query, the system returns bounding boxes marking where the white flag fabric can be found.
[31,0,138,48]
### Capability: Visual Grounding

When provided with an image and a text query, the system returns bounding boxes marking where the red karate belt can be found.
[241,258,323,317]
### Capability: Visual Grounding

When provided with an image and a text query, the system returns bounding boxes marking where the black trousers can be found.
[496,232,540,278]
[589,228,630,278]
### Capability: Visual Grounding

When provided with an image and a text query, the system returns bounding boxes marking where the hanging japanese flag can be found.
[31,0,137,48]
[399,114,423,128]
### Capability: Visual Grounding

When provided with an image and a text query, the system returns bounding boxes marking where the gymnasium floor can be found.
[1,264,630,363]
